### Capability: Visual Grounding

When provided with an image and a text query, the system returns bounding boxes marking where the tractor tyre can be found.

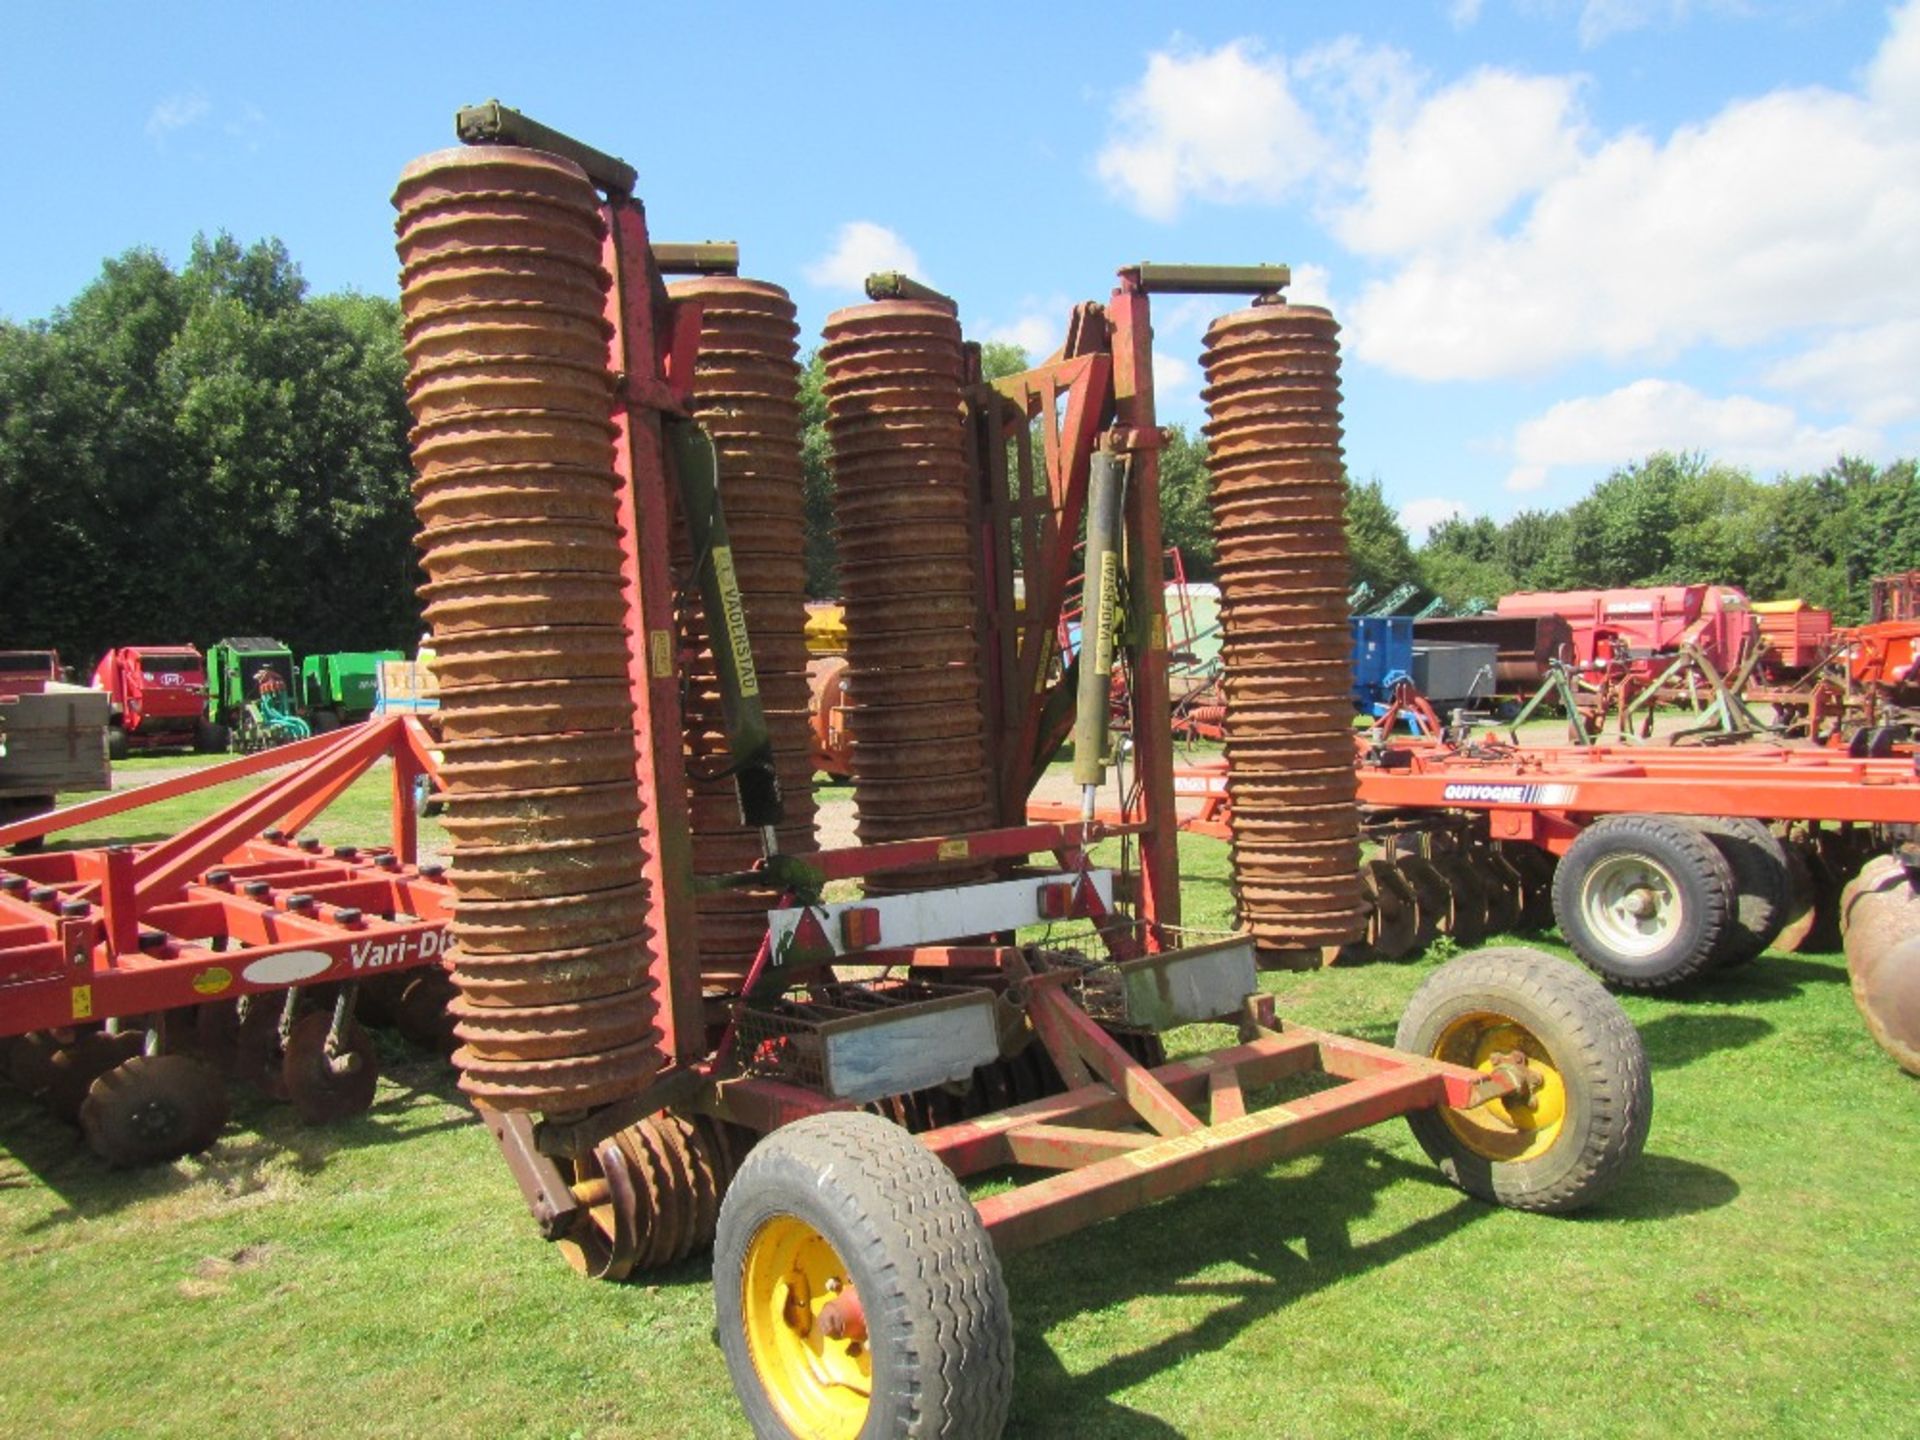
[1396,946,1651,1213]
[1682,816,1791,968]
[1553,814,1733,990]
[107,727,129,762]
[713,1110,1013,1440]
[195,720,228,754]
[311,709,342,734]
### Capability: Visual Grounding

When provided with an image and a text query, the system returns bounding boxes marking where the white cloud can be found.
[1334,69,1586,257]
[1285,263,1336,310]
[803,222,925,294]
[981,296,1071,361]
[1399,497,1470,540]
[1762,320,1920,427]
[1152,351,1199,415]
[146,91,210,145]
[1577,0,1674,47]
[1506,378,1879,491]
[1344,24,1920,382]
[1096,41,1325,220]
[1449,0,1485,29]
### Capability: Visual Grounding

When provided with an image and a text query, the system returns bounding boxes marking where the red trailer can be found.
[1498,584,1756,676]
[1751,600,1833,679]
[91,645,212,757]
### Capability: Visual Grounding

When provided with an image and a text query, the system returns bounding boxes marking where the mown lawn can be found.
[1,773,1915,1439]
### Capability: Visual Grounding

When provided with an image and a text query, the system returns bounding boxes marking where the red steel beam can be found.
[1108,272,1181,943]
[604,197,704,1068]
[0,722,380,850]
[974,1065,1448,1255]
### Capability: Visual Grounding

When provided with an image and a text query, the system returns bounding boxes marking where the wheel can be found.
[108,726,129,761]
[280,1012,380,1124]
[80,1053,230,1166]
[1553,814,1733,989]
[713,1111,1013,1440]
[1395,946,1651,1213]
[311,709,342,734]
[1682,817,1790,967]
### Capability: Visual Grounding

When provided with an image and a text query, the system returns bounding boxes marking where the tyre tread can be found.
[1396,946,1651,1213]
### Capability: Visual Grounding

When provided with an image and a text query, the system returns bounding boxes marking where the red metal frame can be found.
[0,716,452,1036]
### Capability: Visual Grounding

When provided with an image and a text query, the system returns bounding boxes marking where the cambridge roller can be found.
[394,145,663,1111]
[666,276,820,983]
[820,298,995,891]
[1201,300,1363,962]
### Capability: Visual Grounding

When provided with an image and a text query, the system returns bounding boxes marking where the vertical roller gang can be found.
[1201,302,1363,960]
[666,278,820,983]
[394,144,663,1111]
[820,300,994,891]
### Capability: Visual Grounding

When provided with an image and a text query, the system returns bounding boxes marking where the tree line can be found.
[5,236,1914,671]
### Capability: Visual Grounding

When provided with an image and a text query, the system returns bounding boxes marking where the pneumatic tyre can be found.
[1396,946,1651,1213]
[713,1110,1013,1440]
[1683,816,1790,967]
[1553,814,1733,989]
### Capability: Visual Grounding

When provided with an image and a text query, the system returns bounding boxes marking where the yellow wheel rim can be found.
[1432,1012,1568,1162]
[741,1215,871,1440]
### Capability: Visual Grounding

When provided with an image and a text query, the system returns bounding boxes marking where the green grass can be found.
[3,810,1916,1438]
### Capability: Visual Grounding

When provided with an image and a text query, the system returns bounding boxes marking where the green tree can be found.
[0,235,417,665]
[1158,424,1213,578]
[1345,477,1419,596]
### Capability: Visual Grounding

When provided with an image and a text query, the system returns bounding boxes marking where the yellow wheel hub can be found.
[741,1215,871,1439]
[1431,1012,1567,1162]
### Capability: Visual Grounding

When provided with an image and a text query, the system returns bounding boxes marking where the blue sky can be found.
[3,2,1914,540]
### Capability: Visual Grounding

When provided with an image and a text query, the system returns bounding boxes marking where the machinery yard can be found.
[6,8,1920,1435]
[1,803,1913,1439]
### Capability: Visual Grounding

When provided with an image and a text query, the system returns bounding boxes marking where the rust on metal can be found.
[664,276,820,981]
[1841,852,1920,1075]
[1201,302,1362,962]
[394,143,662,1110]
[819,299,995,892]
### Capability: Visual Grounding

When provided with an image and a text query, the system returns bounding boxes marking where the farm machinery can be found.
[0,716,452,1162]
[370,104,1653,1440]
[205,636,311,752]
[91,644,214,756]
[1157,737,1920,1075]
[0,655,110,839]
[302,649,407,730]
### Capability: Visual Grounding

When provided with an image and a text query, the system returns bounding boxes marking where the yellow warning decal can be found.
[70,985,93,1021]
[192,966,233,997]
[710,546,760,698]
[648,629,673,679]
[937,839,971,862]
[1150,614,1167,651]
